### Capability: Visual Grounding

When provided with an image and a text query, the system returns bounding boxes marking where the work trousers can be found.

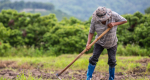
[89,43,117,67]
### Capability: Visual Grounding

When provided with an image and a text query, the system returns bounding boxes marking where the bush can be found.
[0,22,10,40]
[0,41,11,56]
[145,7,150,14]
[1,9,150,56]
[42,24,89,55]
[134,21,150,48]
[117,44,149,56]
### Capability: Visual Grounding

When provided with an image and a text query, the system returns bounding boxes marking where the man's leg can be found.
[86,43,104,80]
[107,45,117,80]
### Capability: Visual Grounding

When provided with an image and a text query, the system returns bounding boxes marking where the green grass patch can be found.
[0,54,148,73]
[0,54,150,80]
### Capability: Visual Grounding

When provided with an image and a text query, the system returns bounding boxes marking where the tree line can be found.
[0,9,150,56]
[0,0,54,11]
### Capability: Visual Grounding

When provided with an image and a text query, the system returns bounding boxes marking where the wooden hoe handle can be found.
[56,28,111,77]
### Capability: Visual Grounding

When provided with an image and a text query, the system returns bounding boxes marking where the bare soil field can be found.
[0,58,150,80]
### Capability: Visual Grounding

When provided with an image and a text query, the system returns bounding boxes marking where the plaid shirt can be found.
[89,11,127,49]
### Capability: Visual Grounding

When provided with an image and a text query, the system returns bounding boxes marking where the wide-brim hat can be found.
[92,6,112,22]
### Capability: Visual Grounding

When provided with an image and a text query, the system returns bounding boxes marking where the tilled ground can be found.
[0,59,150,80]
[0,69,150,80]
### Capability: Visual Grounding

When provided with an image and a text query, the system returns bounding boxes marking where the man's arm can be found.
[107,21,127,28]
[86,18,95,50]
[86,33,94,50]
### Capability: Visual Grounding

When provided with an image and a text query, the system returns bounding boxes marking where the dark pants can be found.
[89,43,117,67]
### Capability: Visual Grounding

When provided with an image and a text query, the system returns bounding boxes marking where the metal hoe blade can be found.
[57,76,62,80]
[56,73,62,80]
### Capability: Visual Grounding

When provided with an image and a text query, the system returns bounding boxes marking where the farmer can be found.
[86,6,127,80]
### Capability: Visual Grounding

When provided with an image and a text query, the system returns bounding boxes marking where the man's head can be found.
[92,6,112,22]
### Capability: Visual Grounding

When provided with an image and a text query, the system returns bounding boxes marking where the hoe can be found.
[56,28,112,80]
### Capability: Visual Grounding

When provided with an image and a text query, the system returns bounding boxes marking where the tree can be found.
[145,7,150,14]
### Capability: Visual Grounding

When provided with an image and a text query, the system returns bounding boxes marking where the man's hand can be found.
[107,21,127,28]
[86,43,91,51]
[107,23,115,28]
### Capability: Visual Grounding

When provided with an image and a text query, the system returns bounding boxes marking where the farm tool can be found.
[56,28,112,80]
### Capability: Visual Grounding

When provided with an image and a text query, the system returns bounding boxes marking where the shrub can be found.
[117,44,149,56]
[42,25,89,55]
[0,41,11,56]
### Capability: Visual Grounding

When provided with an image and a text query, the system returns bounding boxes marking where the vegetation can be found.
[0,55,150,79]
[145,6,150,14]
[0,55,146,72]
[0,1,150,80]
[0,9,150,56]
[0,0,70,21]
[0,10,150,56]
[11,0,150,20]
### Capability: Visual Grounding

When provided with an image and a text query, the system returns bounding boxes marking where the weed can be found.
[146,63,150,72]
[0,54,149,79]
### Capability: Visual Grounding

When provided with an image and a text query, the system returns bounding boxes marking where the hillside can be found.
[11,0,150,20]
[0,0,71,21]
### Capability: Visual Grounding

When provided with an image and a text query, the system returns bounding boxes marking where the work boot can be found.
[109,67,115,80]
[86,63,96,80]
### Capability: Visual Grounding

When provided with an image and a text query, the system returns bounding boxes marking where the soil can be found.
[0,59,150,80]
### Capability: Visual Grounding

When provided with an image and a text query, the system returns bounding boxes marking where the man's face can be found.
[101,20,106,23]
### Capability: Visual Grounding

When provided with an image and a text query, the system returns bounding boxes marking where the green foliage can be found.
[0,23,11,56]
[5,45,44,57]
[0,41,11,56]
[117,12,150,49]
[0,23,10,40]
[0,10,58,47]
[133,11,143,19]
[117,22,134,45]
[145,6,150,14]
[134,23,150,48]
[7,29,24,46]
[15,73,42,80]
[24,14,57,47]
[0,9,150,56]
[43,24,88,55]
[117,44,149,56]
[146,63,150,72]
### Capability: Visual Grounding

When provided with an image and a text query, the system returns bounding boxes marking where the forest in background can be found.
[11,0,150,20]
[0,0,70,21]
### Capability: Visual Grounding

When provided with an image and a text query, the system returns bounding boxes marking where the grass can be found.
[2,44,150,57]
[0,74,43,80]
[0,54,148,72]
[0,54,150,80]
[16,74,42,80]
[146,63,150,72]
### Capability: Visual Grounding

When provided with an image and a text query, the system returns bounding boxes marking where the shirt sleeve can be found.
[89,18,95,33]
[114,12,127,22]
